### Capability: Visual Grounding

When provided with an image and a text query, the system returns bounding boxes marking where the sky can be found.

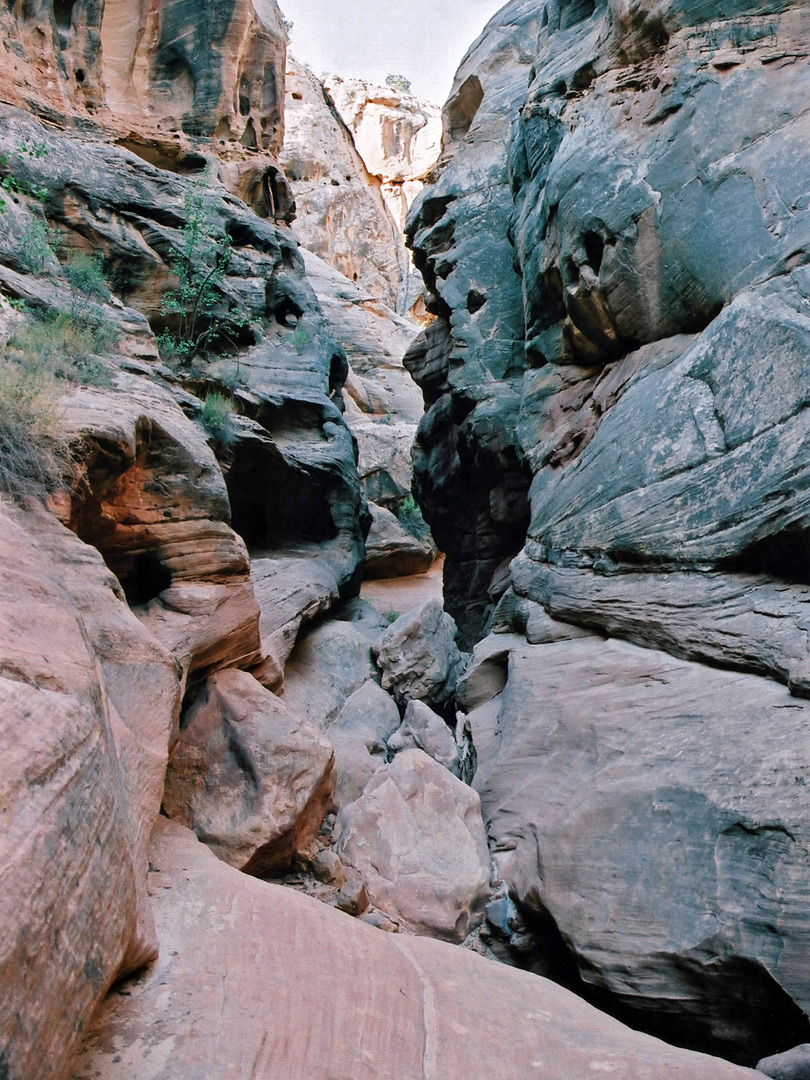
[278,0,508,104]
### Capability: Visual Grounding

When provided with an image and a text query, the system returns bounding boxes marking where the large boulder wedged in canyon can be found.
[364,501,437,579]
[373,599,467,711]
[72,819,761,1080]
[163,668,335,875]
[404,1,541,646]
[464,631,810,1063]
[334,749,490,942]
[0,502,177,1080]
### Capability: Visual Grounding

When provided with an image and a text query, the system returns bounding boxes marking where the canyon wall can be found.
[409,0,810,1062]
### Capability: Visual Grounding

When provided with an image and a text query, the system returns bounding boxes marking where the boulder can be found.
[163,668,335,876]
[71,819,761,1080]
[250,552,341,689]
[373,599,467,710]
[758,1045,810,1079]
[325,679,402,806]
[465,632,810,1063]
[283,617,380,728]
[334,749,490,942]
[364,501,436,579]
[388,699,459,774]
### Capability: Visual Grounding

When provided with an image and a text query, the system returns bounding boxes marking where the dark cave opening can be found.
[723,528,810,586]
[226,437,338,554]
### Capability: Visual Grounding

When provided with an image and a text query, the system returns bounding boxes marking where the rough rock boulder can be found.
[373,599,467,710]
[335,749,490,942]
[163,668,335,876]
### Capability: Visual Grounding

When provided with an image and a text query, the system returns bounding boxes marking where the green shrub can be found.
[291,325,309,354]
[397,492,430,538]
[385,74,412,94]
[0,357,68,502]
[200,391,237,445]
[159,170,245,365]
[8,310,113,388]
[18,215,60,275]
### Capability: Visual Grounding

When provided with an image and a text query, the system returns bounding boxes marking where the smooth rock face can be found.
[334,749,490,941]
[163,668,335,876]
[72,820,761,1080]
[388,699,459,774]
[465,632,810,1062]
[373,599,467,710]
[0,503,171,1080]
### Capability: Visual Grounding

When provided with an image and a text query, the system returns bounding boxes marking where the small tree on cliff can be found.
[158,170,237,365]
[385,73,412,94]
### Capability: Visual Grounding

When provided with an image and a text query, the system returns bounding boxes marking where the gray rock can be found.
[335,749,490,942]
[465,632,810,1062]
[404,1,540,646]
[372,599,468,711]
[758,1044,810,1079]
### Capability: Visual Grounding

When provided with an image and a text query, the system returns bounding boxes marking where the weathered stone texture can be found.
[0,502,176,1080]
[464,630,810,1062]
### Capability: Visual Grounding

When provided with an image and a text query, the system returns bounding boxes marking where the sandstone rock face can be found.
[325,75,441,313]
[0,0,289,208]
[163,668,335,875]
[373,598,467,711]
[405,0,810,1058]
[464,629,810,1062]
[405,0,541,646]
[0,502,175,1080]
[72,820,760,1080]
[334,749,489,941]
[280,61,405,309]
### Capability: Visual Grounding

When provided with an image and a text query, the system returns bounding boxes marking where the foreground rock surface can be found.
[71,820,761,1080]
[465,630,810,1062]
